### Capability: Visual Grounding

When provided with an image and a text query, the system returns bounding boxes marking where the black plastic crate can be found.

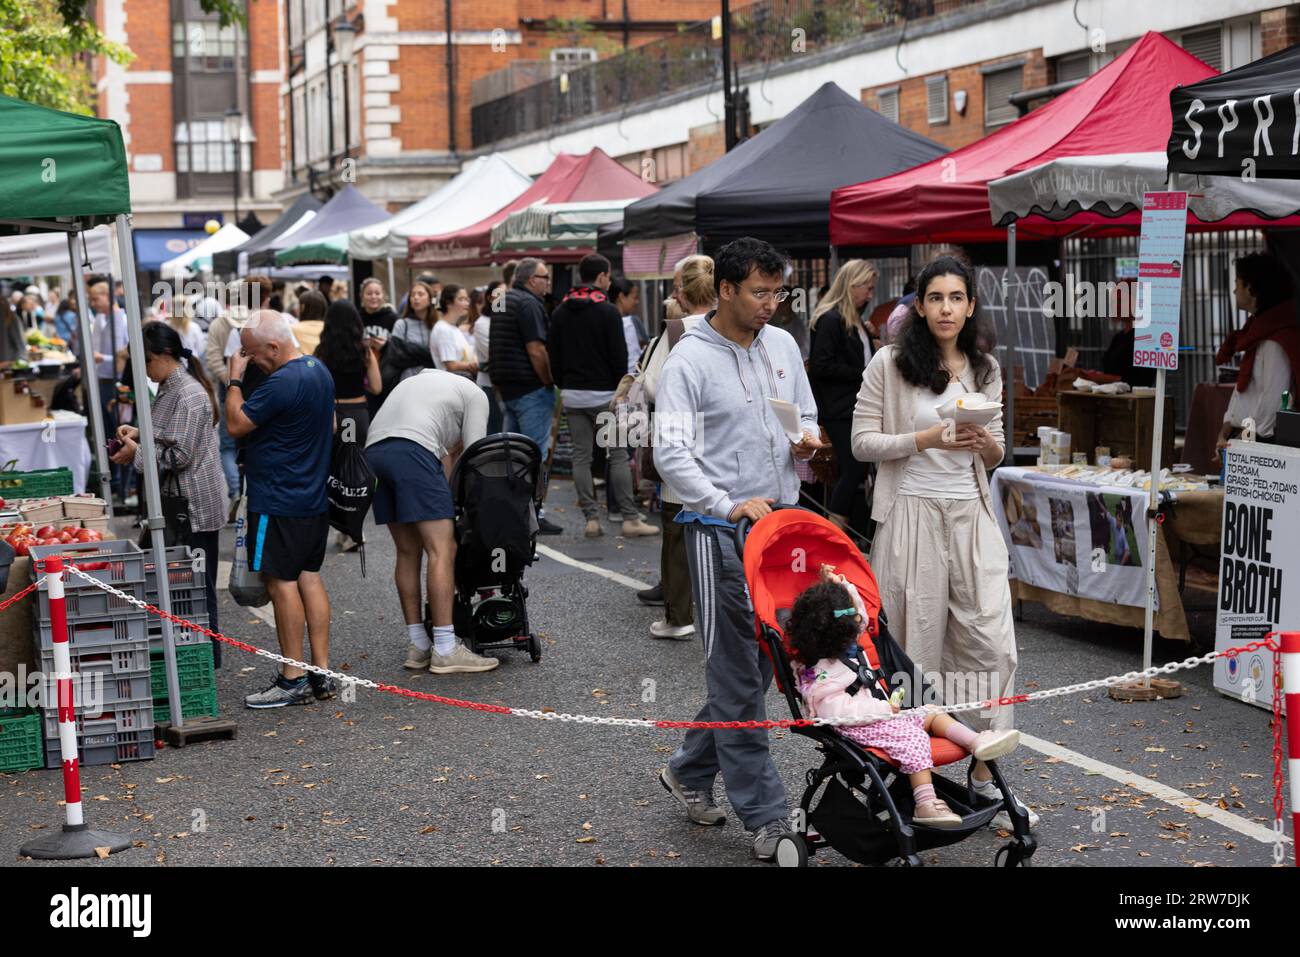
[44,729,156,768]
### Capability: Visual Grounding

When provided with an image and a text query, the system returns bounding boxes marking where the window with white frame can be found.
[926,75,948,125]
[174,119,250,174]
[172,20,245,71]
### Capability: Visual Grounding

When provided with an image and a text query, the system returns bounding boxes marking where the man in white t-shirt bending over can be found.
[365,368,496,675]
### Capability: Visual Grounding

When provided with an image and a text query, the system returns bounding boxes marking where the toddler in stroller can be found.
[786,565,1021,828]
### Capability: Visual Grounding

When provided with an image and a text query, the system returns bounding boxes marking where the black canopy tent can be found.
[211,191,322,275]
[621,81,946,255]
[1167,42,1300,179]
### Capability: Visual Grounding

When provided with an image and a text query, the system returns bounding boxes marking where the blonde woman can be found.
[170,296,209,359]
[809,259,877,529]
[639,254,716,640]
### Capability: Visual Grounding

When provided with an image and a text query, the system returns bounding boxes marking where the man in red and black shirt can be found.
[548,254,660,539]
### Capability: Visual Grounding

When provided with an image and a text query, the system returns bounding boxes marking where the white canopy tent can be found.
[159,222,249,279]
[348,154,533,263]
[0,224,114,279]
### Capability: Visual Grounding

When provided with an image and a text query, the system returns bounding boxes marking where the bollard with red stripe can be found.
[18,556,132,860]
[1282,632,1300,867]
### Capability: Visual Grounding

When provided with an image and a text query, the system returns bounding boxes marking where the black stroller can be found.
[736,507,1037,867]
[442,433,544,663]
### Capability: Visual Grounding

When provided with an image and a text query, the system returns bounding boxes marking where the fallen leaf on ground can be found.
[93,846,110,859]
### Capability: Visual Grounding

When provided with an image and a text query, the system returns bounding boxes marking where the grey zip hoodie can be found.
[652,313,818,521]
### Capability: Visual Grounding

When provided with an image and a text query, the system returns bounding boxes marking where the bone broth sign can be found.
[1214,444,1299,711]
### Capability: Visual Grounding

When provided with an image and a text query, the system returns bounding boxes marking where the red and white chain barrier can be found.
[44,563,1300,864]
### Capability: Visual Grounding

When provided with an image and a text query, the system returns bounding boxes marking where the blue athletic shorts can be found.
[365,437,455,525]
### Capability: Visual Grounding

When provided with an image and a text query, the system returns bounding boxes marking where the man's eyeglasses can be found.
[740,284,789,303]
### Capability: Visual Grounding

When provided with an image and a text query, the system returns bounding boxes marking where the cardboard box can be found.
[0,556,34,679]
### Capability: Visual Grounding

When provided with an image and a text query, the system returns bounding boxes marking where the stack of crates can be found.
[145,546,217,723]
[29,539,155,768]
[0,707,43,773]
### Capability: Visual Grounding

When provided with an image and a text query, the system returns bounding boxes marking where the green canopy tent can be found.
[0,94,196,769]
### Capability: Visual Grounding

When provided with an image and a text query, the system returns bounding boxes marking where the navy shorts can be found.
[366,437,455,525]
[248,512,329,581]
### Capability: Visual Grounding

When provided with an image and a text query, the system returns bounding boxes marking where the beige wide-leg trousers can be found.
[870,495,1018,732]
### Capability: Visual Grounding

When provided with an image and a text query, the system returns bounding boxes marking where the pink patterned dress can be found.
[797,663,935,774]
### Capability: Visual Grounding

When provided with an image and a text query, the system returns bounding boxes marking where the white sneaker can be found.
[428,642,499,674]
[972,777,1041,829]
[650,620,694,640]
[402,643,432,670]
[971,729,1021,762]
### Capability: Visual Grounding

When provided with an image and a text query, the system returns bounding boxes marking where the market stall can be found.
[210,192,320,277]
[159,222,249,279]
[0,91,194,742]
[406,148,657,271]
[621,81,945,276]
[991,464,1219,642]
[489,198,638,262]
[268,185,389,269]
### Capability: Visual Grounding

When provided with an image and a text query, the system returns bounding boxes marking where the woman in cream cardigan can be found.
[852,254,1035,826]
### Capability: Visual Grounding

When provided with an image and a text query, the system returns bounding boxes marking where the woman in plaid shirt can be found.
[111,322,228,664]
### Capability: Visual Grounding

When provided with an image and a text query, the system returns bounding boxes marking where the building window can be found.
[288,0,302,48]
[172,21,245,71]
[1055,51,1091,84]
[984,66,1023,128]
[550,47,598,69]
[175,119,250,174]
[876,87,899,123]
[926,75,948,125]
[292,85,307,172]
[1180,25,1223,71]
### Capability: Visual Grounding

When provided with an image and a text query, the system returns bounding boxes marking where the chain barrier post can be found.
[19,558,133,860]
[1280,632,1299,867]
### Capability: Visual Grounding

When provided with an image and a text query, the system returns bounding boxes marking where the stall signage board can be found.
[1214,441,1297,712]
[1132,191,1188,371]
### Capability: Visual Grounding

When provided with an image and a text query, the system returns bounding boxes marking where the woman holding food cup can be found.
[851,253,1033,825]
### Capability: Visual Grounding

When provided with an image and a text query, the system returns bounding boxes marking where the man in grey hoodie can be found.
[652,237,822,860]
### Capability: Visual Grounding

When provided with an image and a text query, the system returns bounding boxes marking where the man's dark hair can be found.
[786,582,860,666]
[318,275,333,296]
[87,273,110,291]
[1235,252,1294,314]
[578,253,611,285]
[713,237,786,294]
[416,272,440,288]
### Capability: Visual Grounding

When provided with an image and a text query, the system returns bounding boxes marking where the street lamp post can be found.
[224,106,242,225]
[334,18,357,163]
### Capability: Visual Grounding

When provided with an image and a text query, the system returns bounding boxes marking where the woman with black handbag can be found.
[111,322,227,663]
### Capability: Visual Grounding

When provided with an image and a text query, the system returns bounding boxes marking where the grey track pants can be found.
[667,521,787,831]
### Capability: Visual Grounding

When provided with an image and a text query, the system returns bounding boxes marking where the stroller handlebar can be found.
[731,503,803,562]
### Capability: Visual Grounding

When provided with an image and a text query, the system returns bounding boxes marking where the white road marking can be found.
[1021,733,1290,846]
[217,560,275,626]
[533,545,1287,847]
[535,543,653,591]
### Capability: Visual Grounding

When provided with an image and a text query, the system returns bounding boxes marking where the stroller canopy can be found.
[743,510,882,642]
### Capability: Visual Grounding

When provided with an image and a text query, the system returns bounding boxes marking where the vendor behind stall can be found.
[1215,252,1300,459]
[1101,279,1156,388]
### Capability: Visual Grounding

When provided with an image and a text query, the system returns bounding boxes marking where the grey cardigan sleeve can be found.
[851,349,919,462]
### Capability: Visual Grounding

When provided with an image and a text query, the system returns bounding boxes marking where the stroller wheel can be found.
[995,842,1033,867]
[774,834,807,868]
[527,633,542,663]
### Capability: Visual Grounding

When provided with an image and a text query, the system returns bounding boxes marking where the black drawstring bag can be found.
[327,435,376,574]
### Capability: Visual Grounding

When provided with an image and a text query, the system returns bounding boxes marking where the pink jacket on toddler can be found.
[798,658,894,723]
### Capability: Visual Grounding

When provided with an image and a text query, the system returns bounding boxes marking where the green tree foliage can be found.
[2,0,245,114]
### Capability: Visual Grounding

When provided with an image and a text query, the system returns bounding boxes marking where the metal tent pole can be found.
[66,234,113,511]
[1003,222,1018,465]
[1140,368,1167,686]
[114,215,184,729]
[386,256,397,304]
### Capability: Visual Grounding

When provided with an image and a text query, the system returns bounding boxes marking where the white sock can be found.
[408,623,431,652]
[432,624,456,656]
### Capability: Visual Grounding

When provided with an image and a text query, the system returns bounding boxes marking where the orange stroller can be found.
[736,507,1036,867]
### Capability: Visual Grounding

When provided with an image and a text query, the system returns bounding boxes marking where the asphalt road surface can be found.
[4,480,1290,867]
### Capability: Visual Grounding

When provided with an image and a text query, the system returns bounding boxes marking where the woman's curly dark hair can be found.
[786,582,861,666]
[895,253,994,394]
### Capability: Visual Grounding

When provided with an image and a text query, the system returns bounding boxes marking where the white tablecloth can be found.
[0,413,92,494]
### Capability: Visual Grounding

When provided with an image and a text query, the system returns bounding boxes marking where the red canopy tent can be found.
[830,32,1228,247]
[407,147,656,267]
